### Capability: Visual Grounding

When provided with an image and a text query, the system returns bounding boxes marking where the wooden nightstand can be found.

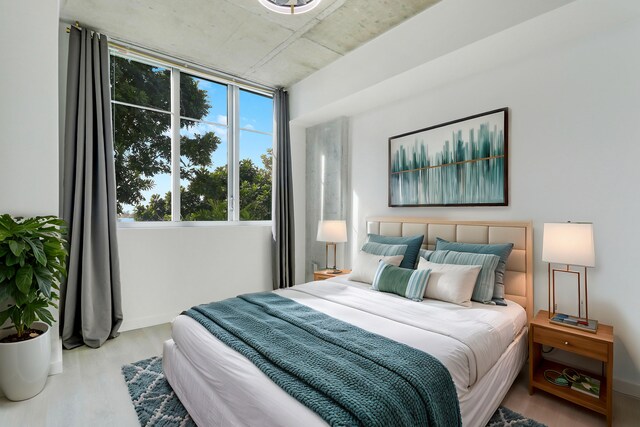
[529,310,614,426]
[313,269,351,281]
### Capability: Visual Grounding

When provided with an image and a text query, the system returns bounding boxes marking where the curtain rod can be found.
[65,21,81,33]
[108,38,276,95]
[61,19,277,95]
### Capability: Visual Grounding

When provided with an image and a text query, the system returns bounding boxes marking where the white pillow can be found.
[349,251,404,284]
[417,258,481,307]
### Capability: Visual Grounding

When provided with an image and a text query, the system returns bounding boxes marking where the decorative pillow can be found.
[417,259,481,307]
[361,242,408,257]
[367,234,424,269]
[371,262,431,302]
[435,238,514,304]
[419,249,433,261]
[429,250,500,304]
[349,251,404,284]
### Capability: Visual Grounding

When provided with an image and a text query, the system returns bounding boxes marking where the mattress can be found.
[164,279,527,426]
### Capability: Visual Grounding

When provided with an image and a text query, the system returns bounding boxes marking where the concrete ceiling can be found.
[60,0,442,88]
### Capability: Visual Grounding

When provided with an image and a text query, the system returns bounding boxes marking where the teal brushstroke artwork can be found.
[389,108,508,206]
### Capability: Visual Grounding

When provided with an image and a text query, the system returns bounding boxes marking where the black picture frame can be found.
[388,108,508,207]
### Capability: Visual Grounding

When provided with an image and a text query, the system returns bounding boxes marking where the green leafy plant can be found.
[0,215,68,339]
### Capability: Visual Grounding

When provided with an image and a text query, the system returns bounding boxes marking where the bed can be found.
[163,217,534,427]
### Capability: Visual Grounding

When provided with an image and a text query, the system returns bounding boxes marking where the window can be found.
[110,51,273,223]
[179,75,229,221]
[239,89,273,221]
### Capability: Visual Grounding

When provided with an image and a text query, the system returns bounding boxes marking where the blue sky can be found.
[183,76,273,170]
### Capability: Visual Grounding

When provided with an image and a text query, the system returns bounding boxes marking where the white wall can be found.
[0,0,62,376]
[290,123,307,285]
[289,0,574,125]
[118,225,273,331]
[291,1,640,396]
[0,3,60,215]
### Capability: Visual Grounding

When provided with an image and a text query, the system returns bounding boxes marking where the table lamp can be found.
[542,222,597,331]
[317,220,347,274]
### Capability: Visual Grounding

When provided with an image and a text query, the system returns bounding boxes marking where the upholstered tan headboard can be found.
[366,217,534,322]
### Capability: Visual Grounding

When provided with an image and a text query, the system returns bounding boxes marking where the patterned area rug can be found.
[122,356,196,427]
[122,356,547,427]
[486,406,547,427]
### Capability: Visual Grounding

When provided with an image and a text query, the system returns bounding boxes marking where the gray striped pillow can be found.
[429,250,500,304]
[361,242,408,257]
[434,238,513,303]
[419,249,434,260]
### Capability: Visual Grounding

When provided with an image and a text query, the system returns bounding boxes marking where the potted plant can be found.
[0,215,67,401]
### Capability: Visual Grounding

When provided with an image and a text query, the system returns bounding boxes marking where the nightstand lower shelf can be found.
[530,359,608,415]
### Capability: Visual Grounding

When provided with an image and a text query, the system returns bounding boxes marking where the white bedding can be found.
[165,279,527,426]
[319,277,526,389]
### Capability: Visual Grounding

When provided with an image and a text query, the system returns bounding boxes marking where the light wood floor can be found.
[0,324,170,427]
[0,323,637,426]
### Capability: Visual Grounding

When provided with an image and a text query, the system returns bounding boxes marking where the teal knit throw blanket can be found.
[185,293,462,427]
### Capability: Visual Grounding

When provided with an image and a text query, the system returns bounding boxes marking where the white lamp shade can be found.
[317,220,347,243]
[542,222,595,267]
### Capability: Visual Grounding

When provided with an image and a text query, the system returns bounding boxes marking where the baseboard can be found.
[49,358,63,375]
[49,323,63,376]
[614,378,640,399]
[49,335,63,375]
[119,312,177,332]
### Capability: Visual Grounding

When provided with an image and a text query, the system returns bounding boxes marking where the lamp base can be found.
[326,269,342,275]
[549,313,598,333]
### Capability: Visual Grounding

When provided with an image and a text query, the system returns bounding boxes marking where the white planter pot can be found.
[0,322,51,401]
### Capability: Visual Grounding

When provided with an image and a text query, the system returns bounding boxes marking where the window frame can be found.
[109,48,274,227]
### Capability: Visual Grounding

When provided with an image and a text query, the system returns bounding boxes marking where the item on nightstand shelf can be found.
[562,368,581,383]
[571,373,601,398]
[543,370,569,387]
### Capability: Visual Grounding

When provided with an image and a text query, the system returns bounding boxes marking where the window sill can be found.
[117,220,272,229]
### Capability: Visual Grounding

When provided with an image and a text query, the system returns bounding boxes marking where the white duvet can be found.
[171,278,526,399]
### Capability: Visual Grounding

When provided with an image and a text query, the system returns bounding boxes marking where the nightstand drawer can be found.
[534,326,609,361]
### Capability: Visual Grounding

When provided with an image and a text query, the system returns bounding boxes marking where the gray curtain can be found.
[272,88,295,289]
[60,28,123,349]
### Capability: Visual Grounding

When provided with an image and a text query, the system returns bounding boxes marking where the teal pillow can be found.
[361,242,408,257]
[435,238,513,304]
[429,250,500,304]
[367,234,424,269]
[371,262,431,302]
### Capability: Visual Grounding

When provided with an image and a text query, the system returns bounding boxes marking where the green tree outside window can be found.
[111,56,272,222]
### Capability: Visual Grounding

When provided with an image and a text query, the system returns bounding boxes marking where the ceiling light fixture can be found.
[258,0,322,15]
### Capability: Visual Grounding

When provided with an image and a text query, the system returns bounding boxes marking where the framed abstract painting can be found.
[389,108,508,207]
